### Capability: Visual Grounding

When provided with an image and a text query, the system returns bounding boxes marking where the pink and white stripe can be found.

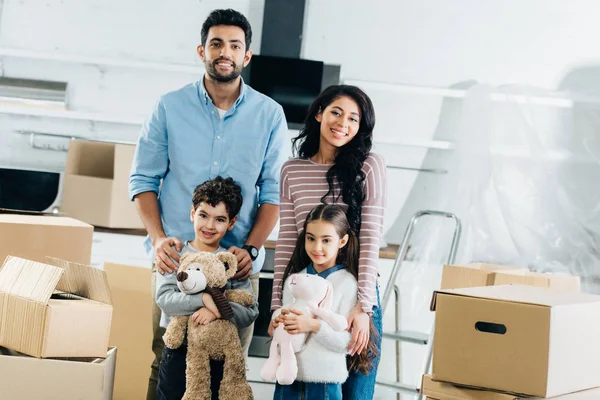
[271,153,387,313]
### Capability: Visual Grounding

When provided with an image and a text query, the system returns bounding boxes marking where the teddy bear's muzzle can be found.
[177,271,188,282]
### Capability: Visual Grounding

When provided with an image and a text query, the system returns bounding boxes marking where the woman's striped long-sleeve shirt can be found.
[270,153,387,314]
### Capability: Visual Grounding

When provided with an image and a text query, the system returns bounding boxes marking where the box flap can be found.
[0,214,92,228]
[441,263,528,289]
[47,258,112,305]
[421,374,521,399]
[493,270,581,291]
[112,144,136,185]
[0,256,63,303]
[66,140,115,178]
[431,285,600,311]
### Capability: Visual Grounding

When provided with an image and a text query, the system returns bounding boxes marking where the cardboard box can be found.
[492,270,580,291]
[422,375,600,400]
[0,213,93,265]
[105,262,154,400]
[61,139,143,229]
[431,285,600,397]
[440,263,527,289]
[0,256,113,358]
[0,347,116,400]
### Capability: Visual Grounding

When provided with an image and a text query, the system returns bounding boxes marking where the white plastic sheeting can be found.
[393,84,600,297]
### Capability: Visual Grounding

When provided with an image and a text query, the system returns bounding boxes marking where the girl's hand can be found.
[192,308,217,326]
[268,311,287,337]
[283,309,320,335]
[347,303,370,356]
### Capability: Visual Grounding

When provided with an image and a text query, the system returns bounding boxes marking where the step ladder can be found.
[376,210,461,399]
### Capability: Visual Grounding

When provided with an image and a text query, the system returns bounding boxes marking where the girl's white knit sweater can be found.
[275,267,358,384]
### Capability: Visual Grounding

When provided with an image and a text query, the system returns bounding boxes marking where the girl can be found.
[271,85,386,398]
[271,204,378,400]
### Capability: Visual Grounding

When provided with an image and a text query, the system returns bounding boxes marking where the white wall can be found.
[0,0,264,171]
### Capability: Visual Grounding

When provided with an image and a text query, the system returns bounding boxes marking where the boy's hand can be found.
[202,293,221,318]
[153,236,182,274]
[228,246,252,280]
[192,308,217,326]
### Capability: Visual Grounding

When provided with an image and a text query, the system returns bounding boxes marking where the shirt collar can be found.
[306,263,346,279]
[198,74,247,108]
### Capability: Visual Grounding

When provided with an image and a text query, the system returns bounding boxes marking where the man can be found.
[129,9,287,399]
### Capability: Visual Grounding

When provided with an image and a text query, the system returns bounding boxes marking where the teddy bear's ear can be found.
[180,252,189,263]
[176,252,190,269]
[216,252,238,278]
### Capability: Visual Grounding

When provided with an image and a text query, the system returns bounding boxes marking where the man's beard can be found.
[206,58,244,83]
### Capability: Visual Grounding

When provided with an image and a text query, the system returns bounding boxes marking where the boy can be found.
[155,176,258,400]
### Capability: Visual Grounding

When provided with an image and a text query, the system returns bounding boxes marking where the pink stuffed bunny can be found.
[260,273,347,385]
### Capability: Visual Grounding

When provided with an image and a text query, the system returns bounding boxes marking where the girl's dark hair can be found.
[292,85,375,234]
[282,204,378,374]
[201,8,252,50]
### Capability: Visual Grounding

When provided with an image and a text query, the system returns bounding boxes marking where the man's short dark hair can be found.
[192,176,243,219]
[201,9,252,50]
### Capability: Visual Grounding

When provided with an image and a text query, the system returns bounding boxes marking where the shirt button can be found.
[213,161,218,166]
[216,135,221,140]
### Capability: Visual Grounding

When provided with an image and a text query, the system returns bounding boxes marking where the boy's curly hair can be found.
[192,176,243,219]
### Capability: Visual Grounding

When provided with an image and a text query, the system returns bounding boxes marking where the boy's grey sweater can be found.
[156,242,258,330]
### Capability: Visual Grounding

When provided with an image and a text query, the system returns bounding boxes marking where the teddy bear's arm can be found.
[225,289,255,307]
[163,315,189,349]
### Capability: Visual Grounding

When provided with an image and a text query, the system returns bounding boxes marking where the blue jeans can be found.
[342,288,383,400]
[274,381,342,400]
[156,343,224,400]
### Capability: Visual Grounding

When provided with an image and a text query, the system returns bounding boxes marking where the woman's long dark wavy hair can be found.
[282,204,379,374]
[292,85,375,234]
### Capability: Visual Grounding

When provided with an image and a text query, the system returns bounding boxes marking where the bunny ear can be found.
[318,279,334,309]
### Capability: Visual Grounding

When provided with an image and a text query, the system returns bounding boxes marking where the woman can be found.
[270,85,386,398]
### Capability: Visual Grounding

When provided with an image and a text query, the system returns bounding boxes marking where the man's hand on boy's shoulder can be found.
[154,236,183,275]
[227,246,252,280]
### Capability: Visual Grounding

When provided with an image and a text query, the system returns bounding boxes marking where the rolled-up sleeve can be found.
[129,98,170,200]
[257,106,288,205]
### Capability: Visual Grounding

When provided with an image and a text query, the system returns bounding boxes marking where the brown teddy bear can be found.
[163,251,255,400]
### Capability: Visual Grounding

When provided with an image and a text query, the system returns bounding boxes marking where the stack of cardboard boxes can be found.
[422,263,600,399]
[0,139,153,399]
[0,212,116,399]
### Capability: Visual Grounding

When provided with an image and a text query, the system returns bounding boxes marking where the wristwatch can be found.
[242,244,259,261]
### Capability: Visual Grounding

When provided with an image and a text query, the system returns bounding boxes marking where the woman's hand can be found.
[268,310,288,337]
[283,309,320,335]
[347,303,370,356]
[192,308,217,326]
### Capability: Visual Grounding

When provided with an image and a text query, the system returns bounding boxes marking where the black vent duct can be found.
[260,0,306,58]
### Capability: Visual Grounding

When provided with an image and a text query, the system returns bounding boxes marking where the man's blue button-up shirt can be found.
[129,77,288,273]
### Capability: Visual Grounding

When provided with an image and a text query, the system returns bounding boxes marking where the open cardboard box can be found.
[61,139,143,229]
[0,346,116,400]
[0,211,93,265]
[440,263,527,289]
[441,263,580,291]
[422,374,600,400]
[0,256,113,358]
[431,285,600,397]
